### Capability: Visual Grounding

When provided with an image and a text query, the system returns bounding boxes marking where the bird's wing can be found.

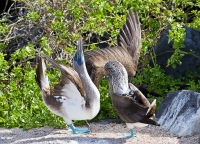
[146,99,157,116]
[111,93,158,125]
[128,83,150,106]
[128,83,157,118]
[35,56,49,91]
[40,53,85,98]
[52,74,85,107]
[117,9,141,60]
[111,92,148,116]
[35,57,63,111]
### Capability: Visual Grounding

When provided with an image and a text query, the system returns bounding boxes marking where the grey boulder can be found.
[156,90,200,137]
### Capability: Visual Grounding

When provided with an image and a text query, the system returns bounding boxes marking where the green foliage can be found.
[26,12,40,22]
[96,78,118,120]
[0,46,66,129]
[168,23,187,68]
[132,64,181,96]
[1,0,200,129]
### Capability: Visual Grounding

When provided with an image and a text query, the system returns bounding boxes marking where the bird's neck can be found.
[78,63,100,102]
[111,73,129,95]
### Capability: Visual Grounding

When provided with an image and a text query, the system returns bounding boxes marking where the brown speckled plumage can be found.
[104,60,159,126]
[85,9,141,87]
[111,84,158,125]
[35,57,63,113]
[38,54,85,97]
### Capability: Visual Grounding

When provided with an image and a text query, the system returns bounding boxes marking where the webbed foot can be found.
[119,129,136,138]
[68,124,89,134]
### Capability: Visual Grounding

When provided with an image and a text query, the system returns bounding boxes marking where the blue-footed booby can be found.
[35,38,100,134]
[104,60,159,138]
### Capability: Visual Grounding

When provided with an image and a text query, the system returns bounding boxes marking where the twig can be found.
[4,26,14,44]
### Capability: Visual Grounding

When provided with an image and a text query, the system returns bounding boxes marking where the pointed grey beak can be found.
[77,38,83,54]
[108,76,114,95]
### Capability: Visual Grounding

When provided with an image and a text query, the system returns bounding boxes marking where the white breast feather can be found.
[54,80,92,120]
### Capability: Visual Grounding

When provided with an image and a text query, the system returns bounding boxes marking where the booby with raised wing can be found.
[35,38,100,134]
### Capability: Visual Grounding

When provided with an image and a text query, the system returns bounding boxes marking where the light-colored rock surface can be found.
[0,121,199,144]
[157,90,200,137]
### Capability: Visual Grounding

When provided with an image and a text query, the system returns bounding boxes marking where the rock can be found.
[156,90,200,137]
[153,26,200,78]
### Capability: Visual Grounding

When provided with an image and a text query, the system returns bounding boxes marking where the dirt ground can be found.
[0,119,199,144]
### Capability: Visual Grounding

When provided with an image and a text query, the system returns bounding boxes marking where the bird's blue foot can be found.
[119,129,136,138]
[68,124,89,134]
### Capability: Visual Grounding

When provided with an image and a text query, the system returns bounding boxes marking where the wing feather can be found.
[39,53,85,97]
[117,9,141,61]
[111,93,158,125]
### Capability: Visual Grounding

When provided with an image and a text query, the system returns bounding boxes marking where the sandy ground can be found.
[0,119,199,144]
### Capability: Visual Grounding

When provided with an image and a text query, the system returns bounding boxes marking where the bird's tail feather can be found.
[146,99,157,116]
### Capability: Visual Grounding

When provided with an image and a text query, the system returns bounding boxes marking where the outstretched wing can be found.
[40,53,85,98]
[117,9,141,68]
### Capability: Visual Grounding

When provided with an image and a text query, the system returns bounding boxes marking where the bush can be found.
[1,0,200,129]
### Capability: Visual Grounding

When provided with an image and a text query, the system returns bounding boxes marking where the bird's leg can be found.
[68,123,89,134]
[125,129,136,138]
[118,129,136,138]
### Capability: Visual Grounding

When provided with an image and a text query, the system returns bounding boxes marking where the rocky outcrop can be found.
[153,26,200,78]
[156,90,200,137]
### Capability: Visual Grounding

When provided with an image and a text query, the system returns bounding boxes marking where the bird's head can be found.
[104,60,124,77]
[104,60,129,94]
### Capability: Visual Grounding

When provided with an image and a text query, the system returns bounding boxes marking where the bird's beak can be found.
[108,76,113,94]
[74,38,84,66]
